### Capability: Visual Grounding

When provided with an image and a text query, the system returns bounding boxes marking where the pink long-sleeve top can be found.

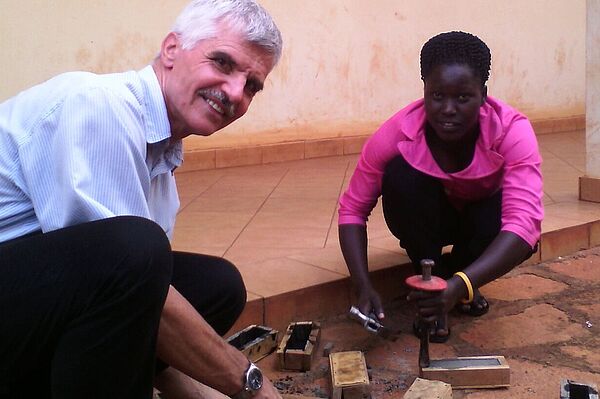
[338,96,543,248]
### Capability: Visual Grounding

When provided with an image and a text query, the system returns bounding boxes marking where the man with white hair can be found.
[0,1,282,398]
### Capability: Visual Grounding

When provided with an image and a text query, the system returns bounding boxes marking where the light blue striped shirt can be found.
[0,65,182,243]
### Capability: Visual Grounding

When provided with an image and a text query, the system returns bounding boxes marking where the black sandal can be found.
[456,294,489,317]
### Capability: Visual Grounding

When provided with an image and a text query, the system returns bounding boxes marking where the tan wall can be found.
[1,1,585,151]
[586,0,600,175]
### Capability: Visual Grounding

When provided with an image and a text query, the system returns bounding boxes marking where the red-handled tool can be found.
[405,259,447,368]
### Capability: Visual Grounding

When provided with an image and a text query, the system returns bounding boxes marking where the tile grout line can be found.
[176,172,225,214]
[222,167,291,258]
[281,257,349,278]
[323,158,353,249]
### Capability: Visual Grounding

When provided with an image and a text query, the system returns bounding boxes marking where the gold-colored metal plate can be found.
[330,351,369,386]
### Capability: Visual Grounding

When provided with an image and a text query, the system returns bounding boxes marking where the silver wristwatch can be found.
[232,362,263,399]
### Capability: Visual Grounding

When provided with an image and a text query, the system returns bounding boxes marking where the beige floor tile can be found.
[542,193,555,205]
[562,156,586,173]
[238,257,346,297]
[544,181,581,202]
[545,192,580,203]
[233,226,331,248]
[324,229,341,248]
[286,246,349,275]
[196,185,269,199]
[540,148,559,160]
[545,200,600,223]
[270,184,344,200]
[196,170,285,198]
[183,195,266,213]
[173,210,254,248]
[538,131,585,148]
[250,198,336,229]
[175,168,224,186]
[223,246,308,266]
[257,196,336,214]
[541,216,587,233]
[176,170,225,209]
[282,154,355,171]
[248,212,332,230]
[542,162,582,185]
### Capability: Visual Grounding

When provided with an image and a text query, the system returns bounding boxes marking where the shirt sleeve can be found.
[20,86,152,233]
[338,125,398,225]
[497,117,544,247]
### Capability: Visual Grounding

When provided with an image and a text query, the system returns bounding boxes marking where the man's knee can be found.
[214,258,247,309]
[103,216,173,296]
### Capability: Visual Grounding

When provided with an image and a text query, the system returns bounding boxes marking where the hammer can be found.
[405,259,448,368]
[348,305,400,341]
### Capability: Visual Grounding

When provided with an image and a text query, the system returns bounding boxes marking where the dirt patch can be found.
[263,248,600,398]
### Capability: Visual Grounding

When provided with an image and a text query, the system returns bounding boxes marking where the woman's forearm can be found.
[339,223,371,289]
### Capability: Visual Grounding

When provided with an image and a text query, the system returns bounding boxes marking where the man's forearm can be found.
[156,286,247,396]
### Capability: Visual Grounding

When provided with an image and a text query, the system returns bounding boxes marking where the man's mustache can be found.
[198,89,236,117]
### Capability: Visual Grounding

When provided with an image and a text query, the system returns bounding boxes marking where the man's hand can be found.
[157,286,285,397]
[254,378,282,399]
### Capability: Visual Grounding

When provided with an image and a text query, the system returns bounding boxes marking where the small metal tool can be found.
[348,306,399,340]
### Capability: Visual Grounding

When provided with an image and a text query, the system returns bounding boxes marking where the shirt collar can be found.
[138,65,183,168]
[398,99,426,140]
[138,65,173,145]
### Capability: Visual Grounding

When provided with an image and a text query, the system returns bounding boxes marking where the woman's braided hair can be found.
[420,31,491,85]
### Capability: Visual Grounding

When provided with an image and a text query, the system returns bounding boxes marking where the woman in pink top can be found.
[338,31,543,342]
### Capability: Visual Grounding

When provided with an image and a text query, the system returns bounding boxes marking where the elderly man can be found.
[0,1,282,398]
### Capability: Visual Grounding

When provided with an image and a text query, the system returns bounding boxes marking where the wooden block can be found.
[420,355,510,389]
[404,378,452,399]
[560,379,599,399]
[226,325,278,363]
[329,351,370,399]
[276,321,321,371]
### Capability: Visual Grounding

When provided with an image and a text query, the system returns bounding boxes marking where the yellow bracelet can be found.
[454,272,474,304]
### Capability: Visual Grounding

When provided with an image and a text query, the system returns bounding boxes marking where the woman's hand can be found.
[357,285,385,320]
[406,278,463,323]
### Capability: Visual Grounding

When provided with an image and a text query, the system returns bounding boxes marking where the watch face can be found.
[247,367,263,390]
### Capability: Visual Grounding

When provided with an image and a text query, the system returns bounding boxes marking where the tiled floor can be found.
[172,130,600,333]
